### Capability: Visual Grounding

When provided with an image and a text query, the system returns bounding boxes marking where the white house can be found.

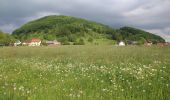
[118,41,125,46]
[14,40,21,46]
[145,41,152,46]
[23,38,41,46]
[46,40,61,46]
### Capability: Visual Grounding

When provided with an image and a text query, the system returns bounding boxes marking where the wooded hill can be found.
[12,15,165,45]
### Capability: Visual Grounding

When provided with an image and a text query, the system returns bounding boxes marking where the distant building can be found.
[127,41,138,45]
[22,38,41,46]
[0,44,4,47]
[145,40,152,46]
[22,40,29,46]
[14,40,21,46]
[157,42,170,46]
[118,41,125,46]
[46,40,61,46]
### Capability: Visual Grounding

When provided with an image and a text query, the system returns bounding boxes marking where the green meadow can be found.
[0,46,170,100]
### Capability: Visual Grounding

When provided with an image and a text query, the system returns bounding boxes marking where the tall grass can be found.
[0,46,170,100]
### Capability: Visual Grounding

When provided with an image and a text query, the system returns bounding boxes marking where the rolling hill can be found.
[119,27,165,43]
[12,15,165,45]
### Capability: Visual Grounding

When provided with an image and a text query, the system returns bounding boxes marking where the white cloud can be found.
[0,24,17,33]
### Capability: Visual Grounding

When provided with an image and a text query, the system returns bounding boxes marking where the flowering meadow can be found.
[0,46,170,100]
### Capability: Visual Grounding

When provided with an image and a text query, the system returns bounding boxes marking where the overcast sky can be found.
[0,0,170,41]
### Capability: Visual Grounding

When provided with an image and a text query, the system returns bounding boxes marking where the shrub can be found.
[73,38,85,45]
[88,37,93,43]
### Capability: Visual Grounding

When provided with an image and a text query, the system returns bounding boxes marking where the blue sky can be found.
[0,0,170,41]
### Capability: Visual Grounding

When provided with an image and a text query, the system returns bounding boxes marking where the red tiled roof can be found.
[31,38,41,42]
[23,38,41,43]
[23,40,31,43]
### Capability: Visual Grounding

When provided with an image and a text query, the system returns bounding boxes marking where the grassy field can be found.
[0,46,170,100]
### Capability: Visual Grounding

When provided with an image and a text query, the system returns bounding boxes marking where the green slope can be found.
[118,27,165,43]
[12,15,165,45]
[12,15,115,44]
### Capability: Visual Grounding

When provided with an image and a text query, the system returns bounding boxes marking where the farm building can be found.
[0,44,4,47]
[22,38,41,46]
[127,41,138,45]
[157,42,170,46]
[46,40,61,46]
[145,40,152,46]
[118,41,125,46]
[14,40,21,46]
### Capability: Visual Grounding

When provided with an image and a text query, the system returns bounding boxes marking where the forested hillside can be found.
[118,27,165,43]
[12,15,165,45]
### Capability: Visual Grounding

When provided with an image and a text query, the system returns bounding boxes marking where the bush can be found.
[79,38,85,45]
[73,38,85,45]
[62,41,70,45]
[0,32,16,46]
[68,35,77,42]
[88,37,93,43]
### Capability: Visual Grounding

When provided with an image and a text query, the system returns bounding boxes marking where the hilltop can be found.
[12,15,165,45]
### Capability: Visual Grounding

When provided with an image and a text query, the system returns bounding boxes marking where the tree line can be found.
[0,30,16,46]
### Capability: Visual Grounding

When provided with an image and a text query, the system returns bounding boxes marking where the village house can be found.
[0,44,4,47]
[157,42,170,46]
[22,38,41,46]
[45,40,61,46]
[14,40,21,46]
[118,41,125,46]
[127,41,138,45]
[144,40,152,46]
